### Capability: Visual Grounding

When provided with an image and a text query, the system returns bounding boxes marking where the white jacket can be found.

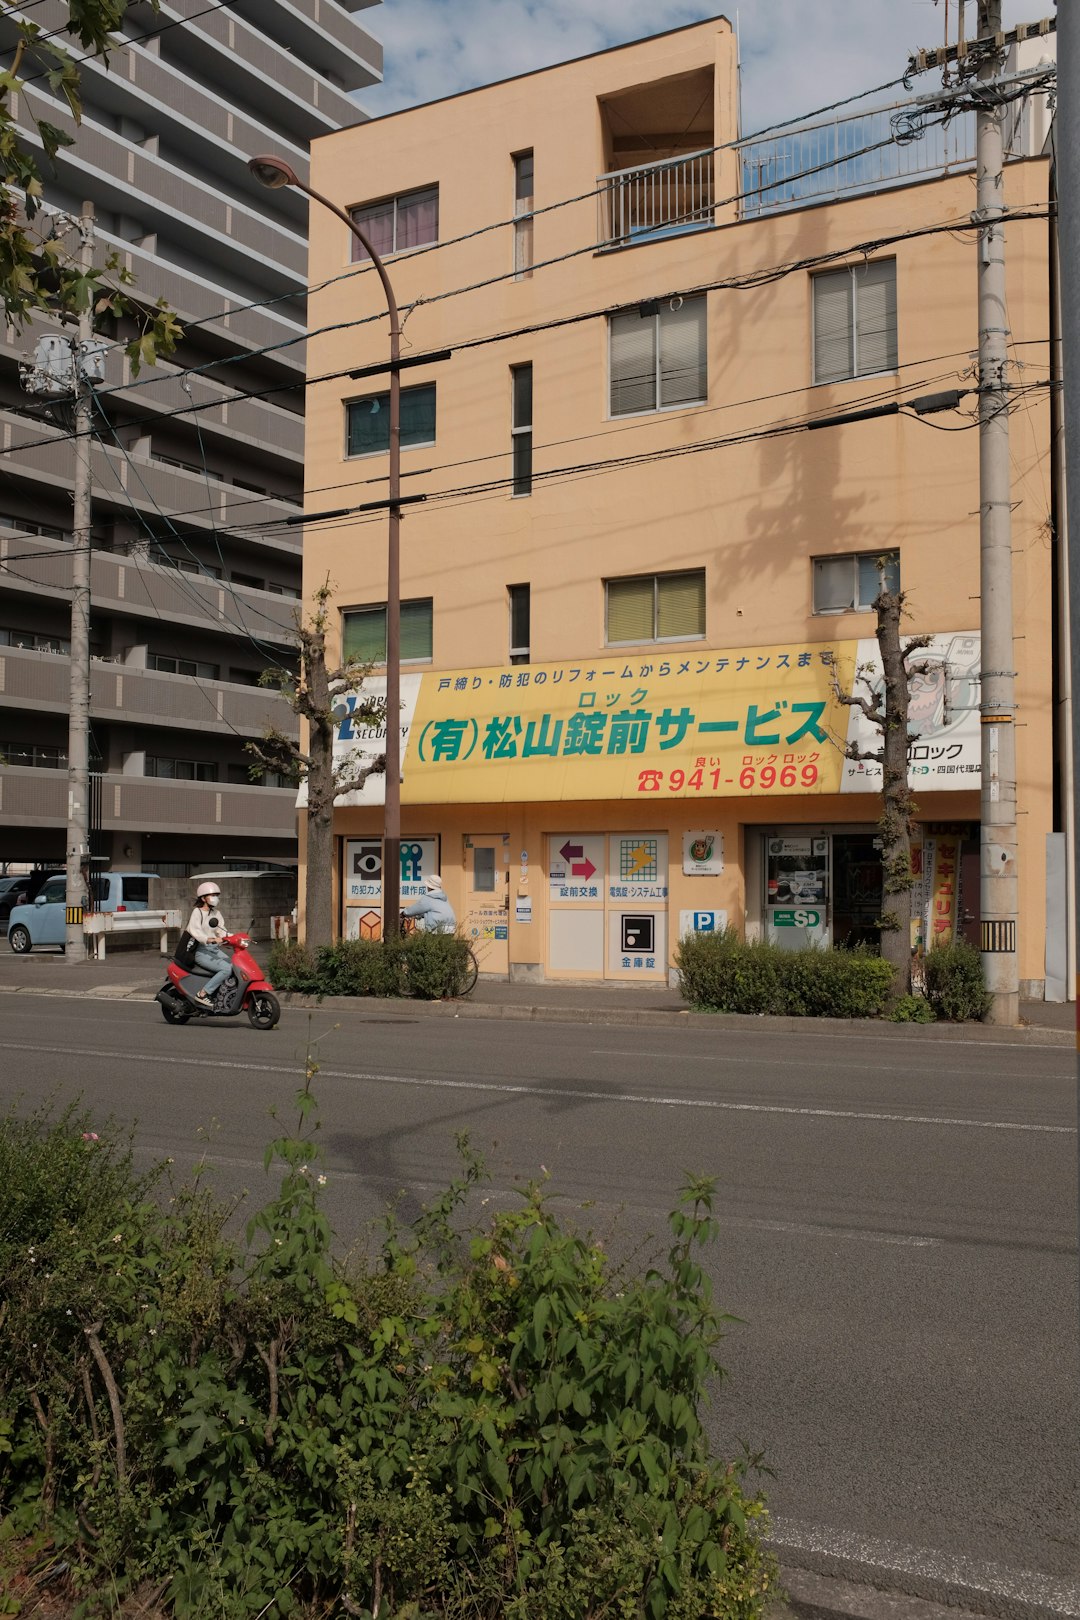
[186,905,227,947]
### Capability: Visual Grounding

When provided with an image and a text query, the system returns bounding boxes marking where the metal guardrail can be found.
[595,89,1042,241]
[597,147,715,247]
[737,96,1032,218]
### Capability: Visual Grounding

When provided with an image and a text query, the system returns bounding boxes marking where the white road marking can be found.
[1,1040,1073,1135]
[772,1517,1080,1616]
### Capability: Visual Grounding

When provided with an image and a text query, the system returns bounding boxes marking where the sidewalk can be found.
[0,944,1073,1045]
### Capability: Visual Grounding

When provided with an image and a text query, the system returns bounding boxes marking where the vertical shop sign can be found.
[929,834,961,946]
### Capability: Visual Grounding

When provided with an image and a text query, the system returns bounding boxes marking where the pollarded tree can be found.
[247,583,385,950]
[831,565,931,996]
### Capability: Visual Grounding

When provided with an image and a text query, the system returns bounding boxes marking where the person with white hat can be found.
[401,872,457,934]
[185,880,235,1003]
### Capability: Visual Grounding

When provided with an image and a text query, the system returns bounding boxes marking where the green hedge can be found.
[270,931,474,1000]
[0,1093,775,1620]
[924,938,992,1022]
[675,928,894,1018]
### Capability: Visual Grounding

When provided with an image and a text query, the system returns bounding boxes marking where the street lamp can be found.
[248,153,404,942]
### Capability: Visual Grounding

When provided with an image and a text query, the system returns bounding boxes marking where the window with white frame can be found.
[606,570,705,645]
[812,259,897,384]
[813,550,900,614]
[513,151,534,279]
[342,598,434,665]
[609,295,707,416]
[349,186,439,262]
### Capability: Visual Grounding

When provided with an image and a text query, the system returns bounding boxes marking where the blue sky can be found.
[363,0,1035,131]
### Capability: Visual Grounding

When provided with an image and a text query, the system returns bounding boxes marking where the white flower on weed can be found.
[317,1174,327,1187]
[111,1233,122,1244]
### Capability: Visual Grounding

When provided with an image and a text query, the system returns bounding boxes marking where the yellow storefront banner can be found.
[387,638,862,804]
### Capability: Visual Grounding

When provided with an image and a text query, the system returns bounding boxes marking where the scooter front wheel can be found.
[247,990,280,1030]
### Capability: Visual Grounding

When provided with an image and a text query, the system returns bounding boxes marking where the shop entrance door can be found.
[832,833,883,949]
[463,835,510,976]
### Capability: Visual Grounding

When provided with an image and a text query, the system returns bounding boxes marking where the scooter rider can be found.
[401,872,457,933]
[186,881,234,1004]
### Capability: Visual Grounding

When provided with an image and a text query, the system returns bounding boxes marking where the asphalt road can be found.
[1,994,1077,1616]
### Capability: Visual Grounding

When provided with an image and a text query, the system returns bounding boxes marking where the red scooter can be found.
[156,931,281,1029]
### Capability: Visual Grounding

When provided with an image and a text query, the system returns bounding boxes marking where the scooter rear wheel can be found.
[247,990,280,1030]
[160,993,191,1025]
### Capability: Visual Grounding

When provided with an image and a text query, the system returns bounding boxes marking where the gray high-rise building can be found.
[0,0,382,874]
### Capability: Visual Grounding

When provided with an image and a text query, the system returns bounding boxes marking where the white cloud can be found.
[362,0,1037,132]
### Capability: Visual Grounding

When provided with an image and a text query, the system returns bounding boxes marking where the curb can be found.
[0,981,1072,1044]
[772,1555,1079,1620]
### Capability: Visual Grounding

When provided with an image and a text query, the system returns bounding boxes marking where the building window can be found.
[0,741,67,769]
[609,295,707,416]
[231,571,264,591]
[508,583,530,664]
[605,570,705,645]
[812,259,897,384]
[152,654,220,681]
[813,551,900,614]
[0,626,71,655]
[146,756,219,782]
[346,384,436,458]
[349,186,439,262]
[342,598,433,665]
[513,150,534,279]
[511,364,533,496]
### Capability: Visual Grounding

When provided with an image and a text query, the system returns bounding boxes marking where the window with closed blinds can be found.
[606,571,705,644]
[813,260,896,383]
[659,299,707,408]
[609,296,707,415]
[342,599,433,664]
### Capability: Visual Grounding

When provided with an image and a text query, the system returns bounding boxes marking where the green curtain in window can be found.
[606,576,654,642]
[343,600,433,664]
[656,571,705,638]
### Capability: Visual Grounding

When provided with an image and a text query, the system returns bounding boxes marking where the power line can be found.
[0,205,1052,471]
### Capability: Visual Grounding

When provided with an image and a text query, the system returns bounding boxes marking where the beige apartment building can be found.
[302,16,1057,992]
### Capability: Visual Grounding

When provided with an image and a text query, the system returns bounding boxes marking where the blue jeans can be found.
[194,943,232,997]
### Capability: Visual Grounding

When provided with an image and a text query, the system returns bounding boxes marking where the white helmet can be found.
[196,881,221,899]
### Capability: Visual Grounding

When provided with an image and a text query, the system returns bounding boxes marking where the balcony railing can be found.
[737,90,1040,218]
[597,148,715,248]
[0,767,297,837]
[0,642,297,736]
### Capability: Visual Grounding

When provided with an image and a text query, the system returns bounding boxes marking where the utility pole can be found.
[1052,0,1080,1348]
[976,0,1020,1024]
[64,202,96,962]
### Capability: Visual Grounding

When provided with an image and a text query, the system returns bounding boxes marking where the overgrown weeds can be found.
[270,931,474,1000]
[0,1073,773,1619]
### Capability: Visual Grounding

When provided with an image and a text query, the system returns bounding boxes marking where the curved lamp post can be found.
[249,154,403,942]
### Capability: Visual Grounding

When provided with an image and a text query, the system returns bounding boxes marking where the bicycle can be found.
[399,917,479,997]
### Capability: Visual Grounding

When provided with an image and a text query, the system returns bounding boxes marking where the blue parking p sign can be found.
[680,909,728,938]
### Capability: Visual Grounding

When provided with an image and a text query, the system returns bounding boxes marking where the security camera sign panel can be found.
[345,837,439,902]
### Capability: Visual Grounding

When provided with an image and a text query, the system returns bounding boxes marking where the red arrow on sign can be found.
[572,858,596,881]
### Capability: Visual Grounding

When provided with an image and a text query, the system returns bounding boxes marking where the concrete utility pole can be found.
[1053,0,1080,1342]
[976,0,1020,1024]
[64,202,96,962]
